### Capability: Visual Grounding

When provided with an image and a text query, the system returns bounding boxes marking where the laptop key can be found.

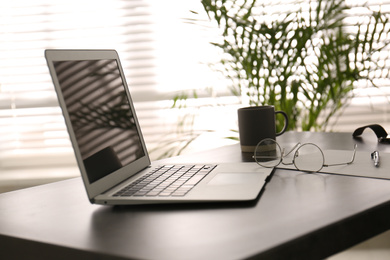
[184,175,204,185]
[146,191,161,197]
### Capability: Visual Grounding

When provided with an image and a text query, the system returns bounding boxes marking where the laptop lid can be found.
[45,49,151,202]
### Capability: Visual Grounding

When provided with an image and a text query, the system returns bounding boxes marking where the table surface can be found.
[1,131,390,260]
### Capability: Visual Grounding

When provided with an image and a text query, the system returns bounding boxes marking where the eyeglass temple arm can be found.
[279,143,301,166]
[323,144,357,167]
[283,142,301,157]
[252,142,301,159]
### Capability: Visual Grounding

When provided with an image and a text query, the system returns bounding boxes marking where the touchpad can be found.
[207,173,263,186]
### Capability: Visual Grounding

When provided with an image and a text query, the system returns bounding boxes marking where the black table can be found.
[1,131,390,260]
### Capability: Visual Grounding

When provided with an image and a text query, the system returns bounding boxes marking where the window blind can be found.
[1,0,390,184]
[0,0,235,180]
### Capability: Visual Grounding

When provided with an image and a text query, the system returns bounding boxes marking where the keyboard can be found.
[113,164,217,197]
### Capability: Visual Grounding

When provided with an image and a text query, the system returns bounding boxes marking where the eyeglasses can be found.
[253,138,357,173]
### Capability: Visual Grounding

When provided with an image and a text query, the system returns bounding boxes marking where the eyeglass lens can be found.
[254,139,282,168]
[293,143,325,172]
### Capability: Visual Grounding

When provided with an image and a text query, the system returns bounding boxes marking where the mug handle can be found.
[275,111,289,136]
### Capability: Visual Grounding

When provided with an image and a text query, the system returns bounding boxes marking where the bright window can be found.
[0,0,234,183]
[1,0,390,187]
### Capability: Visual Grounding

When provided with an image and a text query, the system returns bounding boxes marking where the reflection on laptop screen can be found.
[53,59,145,183]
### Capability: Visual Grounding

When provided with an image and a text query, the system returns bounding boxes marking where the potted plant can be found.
[197,0,390,131]
[163,0,390,158]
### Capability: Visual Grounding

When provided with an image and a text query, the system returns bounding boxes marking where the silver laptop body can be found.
[45,49,273,205]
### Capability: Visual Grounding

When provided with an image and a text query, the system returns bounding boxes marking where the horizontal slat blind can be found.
[1,0,390,180]
[0,0,234,175]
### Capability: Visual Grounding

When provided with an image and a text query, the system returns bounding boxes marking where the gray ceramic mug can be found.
[238,106,288,152]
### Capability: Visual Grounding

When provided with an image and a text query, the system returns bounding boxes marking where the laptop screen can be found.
[52,59,145,183]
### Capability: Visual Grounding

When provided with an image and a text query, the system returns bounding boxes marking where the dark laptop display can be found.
[53,59,145,183]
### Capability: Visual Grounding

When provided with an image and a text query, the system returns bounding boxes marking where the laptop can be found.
[45,49,273,205]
